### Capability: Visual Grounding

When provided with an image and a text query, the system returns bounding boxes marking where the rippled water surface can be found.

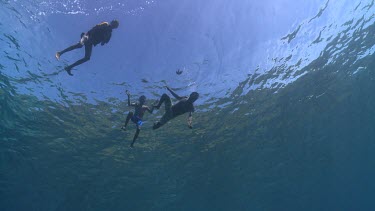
[2,0,375,210]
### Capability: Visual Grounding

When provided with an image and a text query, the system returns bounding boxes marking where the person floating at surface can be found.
[121,90,153,148]
[176,69,183,75]
[152,86,199,130]
[55,20,119,76]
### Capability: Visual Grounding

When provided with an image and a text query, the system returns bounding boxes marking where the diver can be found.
[121,90,153,148]
[152,86,199,130]
[176,69,183,75]
[55,20,119,76]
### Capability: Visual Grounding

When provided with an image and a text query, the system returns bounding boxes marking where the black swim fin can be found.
[64,66,73,76]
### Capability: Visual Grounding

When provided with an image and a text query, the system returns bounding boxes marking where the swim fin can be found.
[64,66,73,76]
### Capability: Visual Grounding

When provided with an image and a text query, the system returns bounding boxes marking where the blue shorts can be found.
[131,116,143,126]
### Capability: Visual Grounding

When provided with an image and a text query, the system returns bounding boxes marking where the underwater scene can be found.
[1,0,375,210]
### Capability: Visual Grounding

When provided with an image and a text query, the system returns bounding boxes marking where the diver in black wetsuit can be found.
[121,90,153,148]
[152,86,199,130]
[55,20,119,76]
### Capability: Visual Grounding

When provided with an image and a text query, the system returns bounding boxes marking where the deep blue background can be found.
[2,0,375,211]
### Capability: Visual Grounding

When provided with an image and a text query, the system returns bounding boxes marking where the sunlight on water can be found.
[2,0,375,210]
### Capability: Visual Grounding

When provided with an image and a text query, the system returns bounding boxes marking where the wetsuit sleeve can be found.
[101,31,112,45]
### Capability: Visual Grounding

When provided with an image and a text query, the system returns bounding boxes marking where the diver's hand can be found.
[188,116,193,129]
[126,90,130,96]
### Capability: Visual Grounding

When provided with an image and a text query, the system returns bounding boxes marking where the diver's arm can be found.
[146,106,153,114]
[126,90,131,106]
[166,86,183,100]
[126,90,136,106]
[101,32,111,45]
[187,112,193,129]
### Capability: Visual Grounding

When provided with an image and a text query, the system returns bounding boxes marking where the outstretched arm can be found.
[166,86,184,100]
[145,106,153,114]
[187,112,193,129]
[126,90,136,107]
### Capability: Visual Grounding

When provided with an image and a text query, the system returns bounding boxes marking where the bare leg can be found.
[130,128,140,148]
[122,112,133,130]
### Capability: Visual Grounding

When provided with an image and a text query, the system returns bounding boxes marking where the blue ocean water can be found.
[1,0,375,210]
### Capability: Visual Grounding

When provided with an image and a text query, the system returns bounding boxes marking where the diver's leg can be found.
[153,94,172,130]
[130,128,140,148]
[154,94,171,109]
[152,112,172,130]
[56,43,83,59]
[64,43,92,75]
[122,112,133,130]
[152,122,163,130]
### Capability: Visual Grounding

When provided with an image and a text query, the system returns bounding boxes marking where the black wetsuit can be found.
[86,23,112,46]
[172,99,195,116]
[153,93,195,129]
[58,22,113,74]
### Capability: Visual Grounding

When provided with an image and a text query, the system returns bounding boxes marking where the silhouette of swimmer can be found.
[121,90,154,148]
[55,20,119,76]
[152,86,199,130]
[176,69,183,75]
